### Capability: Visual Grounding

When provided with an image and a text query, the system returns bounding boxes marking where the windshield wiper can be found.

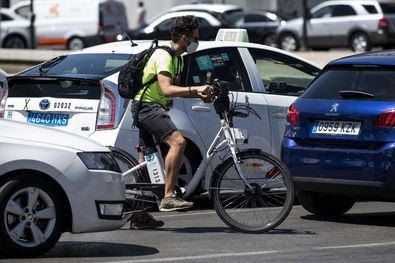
[39,55,67,74]
[339,90,375,99]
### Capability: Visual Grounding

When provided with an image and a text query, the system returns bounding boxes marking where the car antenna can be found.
[125,33,138,47]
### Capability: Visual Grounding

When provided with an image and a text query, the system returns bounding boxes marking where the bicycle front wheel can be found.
[210,149,294,233]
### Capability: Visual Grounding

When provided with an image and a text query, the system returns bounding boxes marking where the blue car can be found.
[282,50,395,216]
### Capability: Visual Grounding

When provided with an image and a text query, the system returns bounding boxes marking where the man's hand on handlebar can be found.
[193,85,214,100]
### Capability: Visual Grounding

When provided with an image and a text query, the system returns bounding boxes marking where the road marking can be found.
[154,211,217,219]
[106,250,279,263]
[316,241,395,250]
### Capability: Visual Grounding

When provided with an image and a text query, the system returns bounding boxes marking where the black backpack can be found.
[118,39,172,99]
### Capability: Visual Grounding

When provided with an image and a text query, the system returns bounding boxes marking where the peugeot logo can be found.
[330,103,339,112]
[39,99,51,110]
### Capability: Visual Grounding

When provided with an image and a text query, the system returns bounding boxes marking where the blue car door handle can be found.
[192,105,212,112]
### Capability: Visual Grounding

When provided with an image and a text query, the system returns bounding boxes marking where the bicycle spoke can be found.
[228,199,249,218]
[261,191,287,205]
[223,193,245,209]
[258,197,271,223]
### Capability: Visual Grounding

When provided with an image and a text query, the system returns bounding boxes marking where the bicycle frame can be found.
[122,115,253,199]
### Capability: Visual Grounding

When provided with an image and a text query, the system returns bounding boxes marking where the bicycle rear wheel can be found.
[110,147,149,212]
[210,149,294,233]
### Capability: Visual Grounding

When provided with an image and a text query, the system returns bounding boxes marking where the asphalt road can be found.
[2,201,395,263]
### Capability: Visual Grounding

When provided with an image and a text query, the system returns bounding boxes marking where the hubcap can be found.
[353,35,367,52]
[69,38,84,50]
[5,38,25,49]
[281,36,297,51]
[4,187,56,248]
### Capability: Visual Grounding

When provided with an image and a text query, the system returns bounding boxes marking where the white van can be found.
[10,0,128,50]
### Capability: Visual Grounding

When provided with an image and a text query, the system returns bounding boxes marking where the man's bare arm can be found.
[157,71,212,99]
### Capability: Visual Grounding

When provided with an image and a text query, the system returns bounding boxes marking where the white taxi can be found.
[0,37,320,193]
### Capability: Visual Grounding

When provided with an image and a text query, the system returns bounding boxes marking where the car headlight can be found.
[78,152,121,173]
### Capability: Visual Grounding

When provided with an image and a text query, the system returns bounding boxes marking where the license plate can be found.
[312,120,361,136]
[231,128,248,144]
[27,112,69,127]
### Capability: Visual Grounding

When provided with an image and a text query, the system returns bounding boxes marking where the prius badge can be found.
[39,99,51,110]
[330,103,339,112]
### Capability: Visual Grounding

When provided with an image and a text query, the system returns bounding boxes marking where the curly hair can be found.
[170,15,199,42]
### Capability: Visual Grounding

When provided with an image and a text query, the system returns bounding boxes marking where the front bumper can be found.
[61,157,126,233]
[282,138,395,200]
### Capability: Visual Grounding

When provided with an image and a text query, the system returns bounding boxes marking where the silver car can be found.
[0,8,30,49]
[0,119,125,257]
[1,40,320,194]
[277,0,395,52]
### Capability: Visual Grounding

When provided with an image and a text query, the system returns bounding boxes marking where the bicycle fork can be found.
[222,121,254,192]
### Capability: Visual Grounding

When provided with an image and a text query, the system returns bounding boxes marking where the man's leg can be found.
[163,130,186,198]
[129,116,164,230]
[129,148,166,230]
[159,130,193,212]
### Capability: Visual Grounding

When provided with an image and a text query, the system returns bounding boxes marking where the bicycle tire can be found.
[109,147,149,212]
[210,149,294,233]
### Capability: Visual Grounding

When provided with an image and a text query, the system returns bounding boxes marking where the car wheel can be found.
[297,191,355,216]
[279,33,300,51]
[67,37,85,50]
[3,35,27,49]
[263,34,277,47]
[0,176,64,258]
[350,32,371,52]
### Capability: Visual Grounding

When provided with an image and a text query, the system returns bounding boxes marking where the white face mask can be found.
[186,39,199,54]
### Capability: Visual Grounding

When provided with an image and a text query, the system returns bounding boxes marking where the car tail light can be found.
[96,85,117,130]
[378,18,389,31]
[287,104,299,125]
[0,83,9,119]
[375,109,395,128]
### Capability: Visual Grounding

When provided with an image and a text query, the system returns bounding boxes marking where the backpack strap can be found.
[132,41,174,127]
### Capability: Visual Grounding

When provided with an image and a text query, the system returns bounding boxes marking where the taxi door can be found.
[181,47,272,158]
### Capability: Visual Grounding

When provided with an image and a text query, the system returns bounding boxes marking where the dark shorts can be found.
[131,101,178,148]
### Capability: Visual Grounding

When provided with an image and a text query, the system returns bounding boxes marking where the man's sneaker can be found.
[130,212,164,230]
[159,195,193,212]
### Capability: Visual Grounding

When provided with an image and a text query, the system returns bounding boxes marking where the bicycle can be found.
[115,80,295,233]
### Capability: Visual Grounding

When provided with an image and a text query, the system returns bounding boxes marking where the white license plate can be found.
[312,120,361,136]
[231,128,248,144]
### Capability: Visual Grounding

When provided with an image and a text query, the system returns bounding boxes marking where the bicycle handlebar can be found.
[207,80,261,120]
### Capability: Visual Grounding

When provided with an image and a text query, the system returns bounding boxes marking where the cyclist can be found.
[130,15,214,229]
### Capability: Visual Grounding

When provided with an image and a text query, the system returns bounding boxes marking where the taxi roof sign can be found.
[215,29,249,42]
